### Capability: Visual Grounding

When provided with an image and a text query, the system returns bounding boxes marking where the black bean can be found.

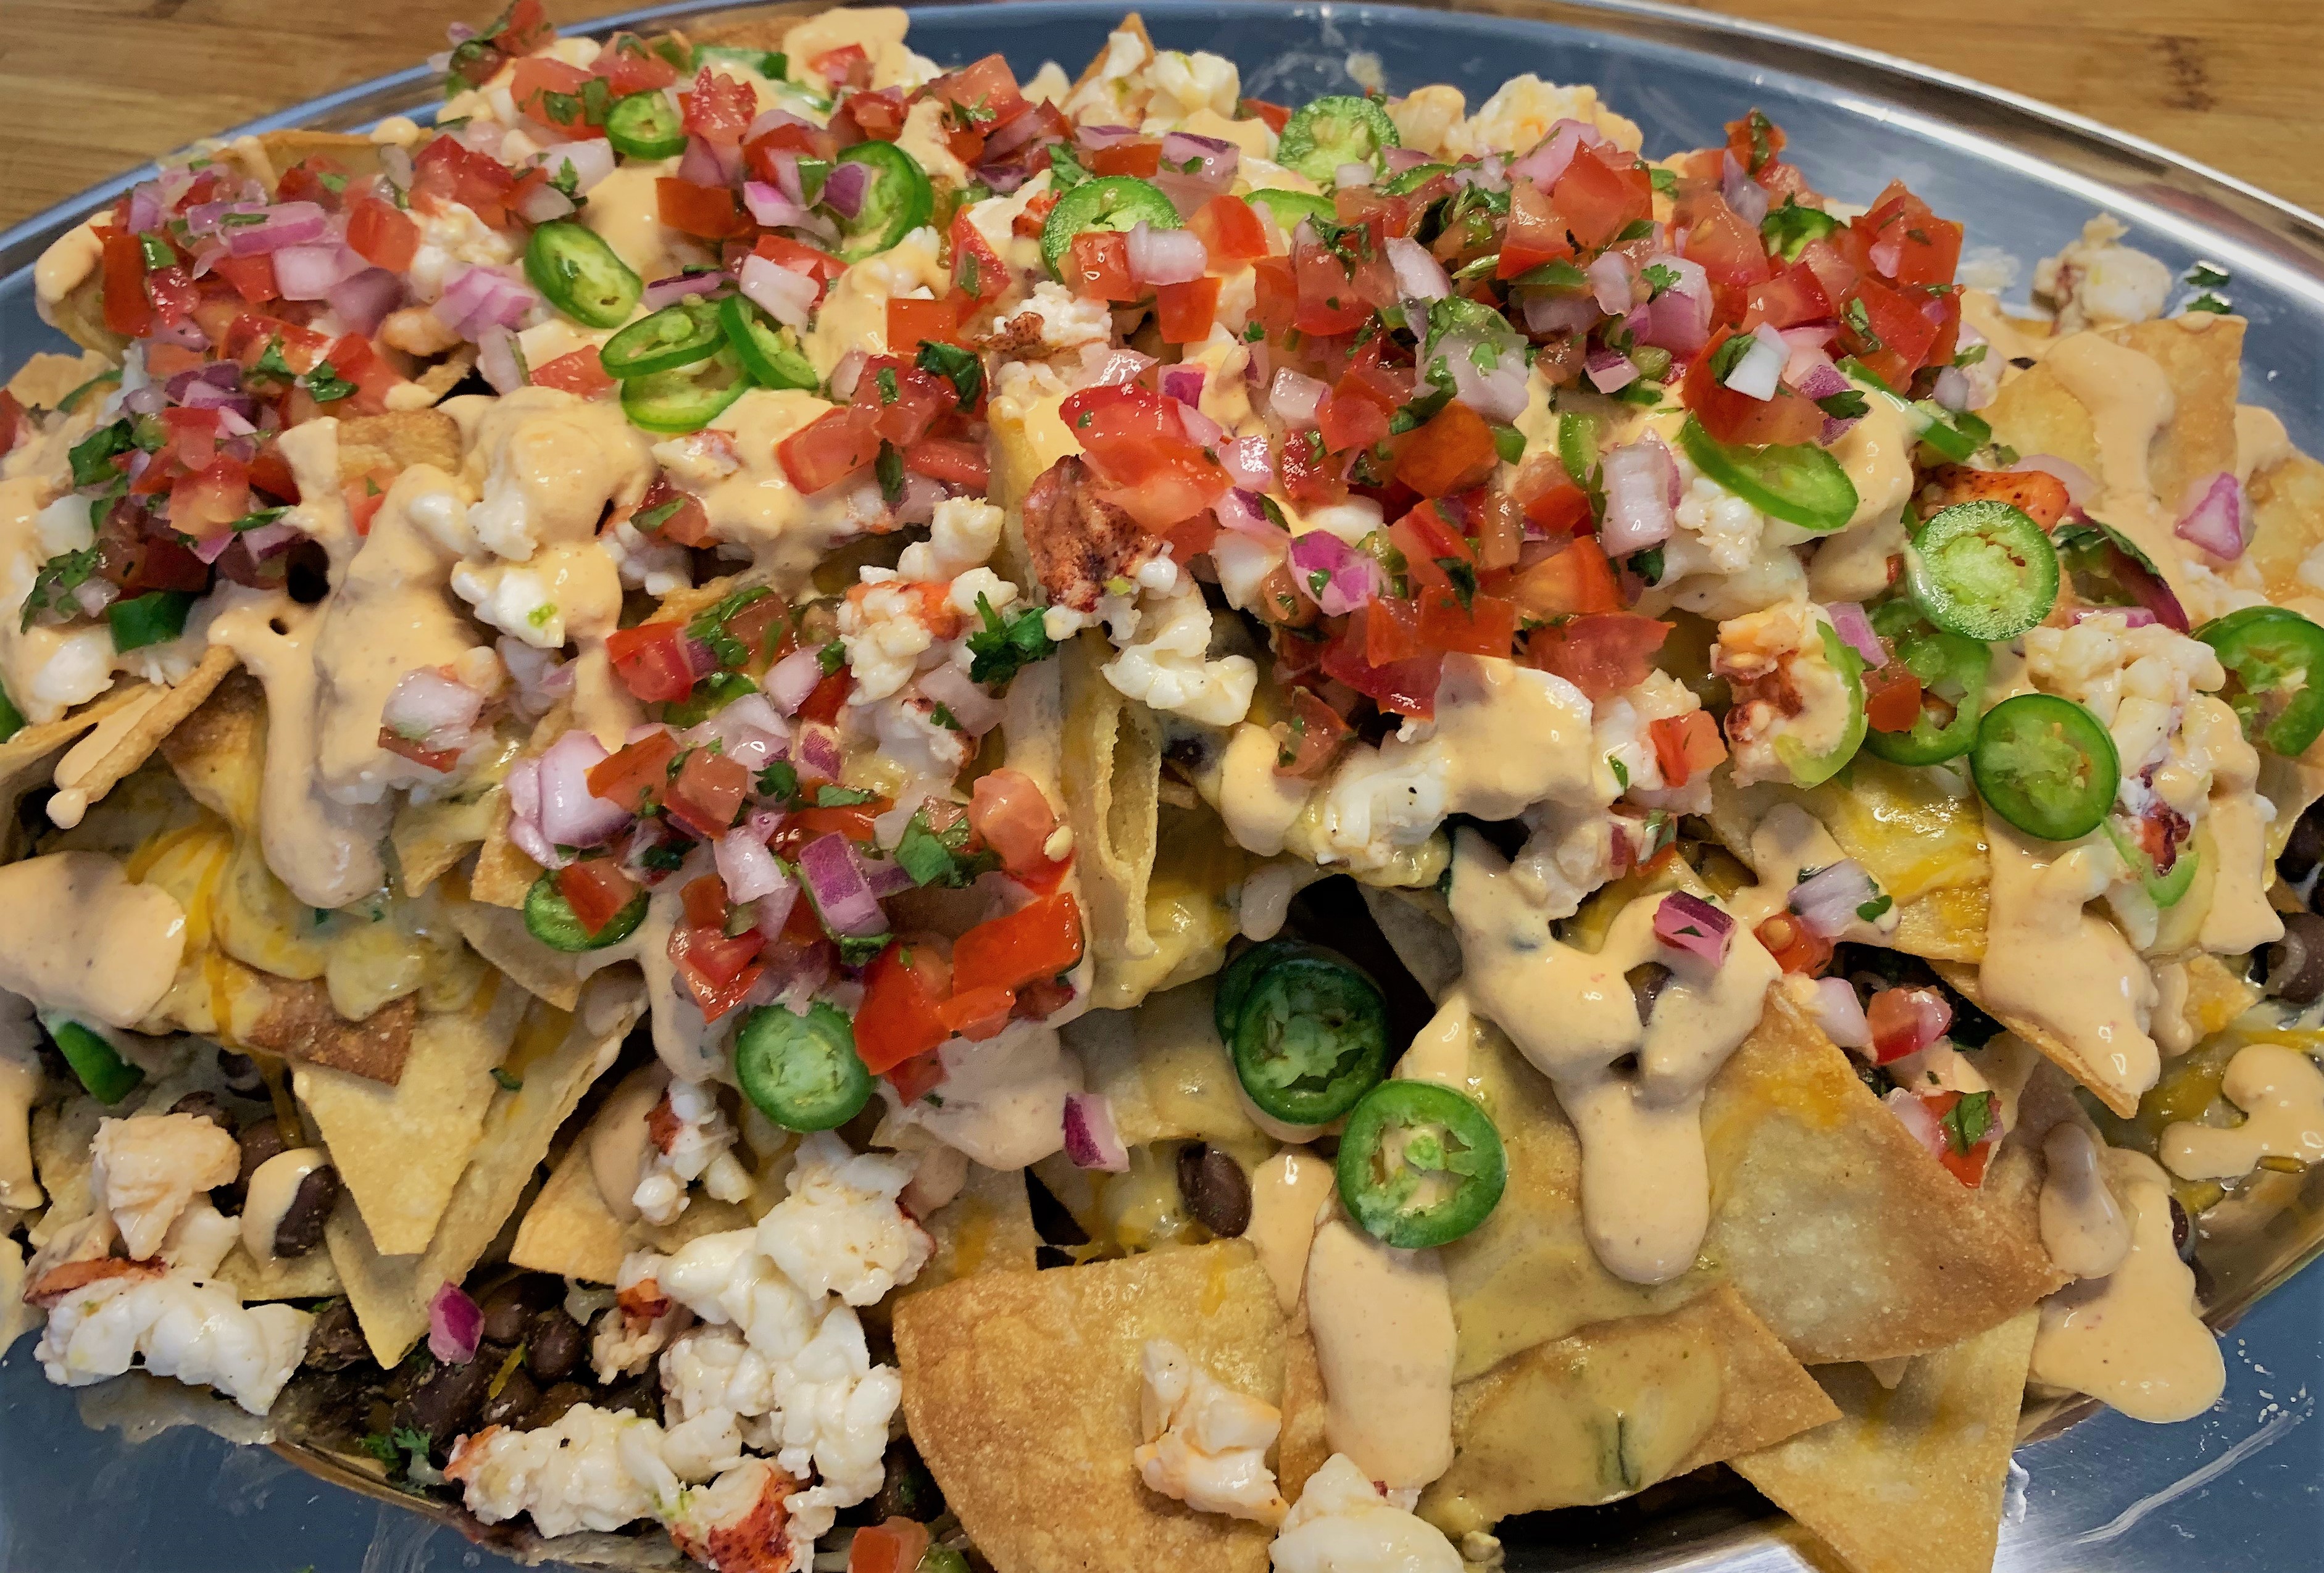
[1176,1143,1252,1239]
[477,1366,540,1430]
[236,1116,287,1185]
[302,1299,370,1372]
[524,1380,591,1430]
[393,1353,496,1443]
[1626,961,1673,1023]
[216,1050,267,1097]
[478,1280,535,1346]
[2170,1195,2196,1261]
[525,1307,586,1383]
[2265,912,2324,1004]
[2283,800,2324,886]
[598,1372,661,1424]
[168,1091,231,1131]
[272,1163,341,1258]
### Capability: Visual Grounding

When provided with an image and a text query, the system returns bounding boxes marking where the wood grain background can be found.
[2,0,2317,228]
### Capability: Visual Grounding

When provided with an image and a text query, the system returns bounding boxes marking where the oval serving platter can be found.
[1,4,2320,1570]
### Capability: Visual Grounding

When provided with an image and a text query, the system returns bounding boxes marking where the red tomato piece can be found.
[752,233,846,297]
[557,861,641,935]
[1741,262,1833,331]
[952,892,1085,995]
[1863,665,1925,733]
[606,622,697,705]
[1417,588,1518,657]
[854,942,953,1073]
[1320,612,1444,719]
[848,1519,932,1573]
[886,294,962,350]
[1291,234,1375,335]
[681,66,757,146]
[901,437,988,490]
[949,212,1008,305]
[1189,194,1268,264]
[1522,612,1671,699]
[343,197,419,277]
[1273,686,1354,779]
[586,730,681,813]
[810,44,873,89]
[1496,179,1570,280]
[665,748,750,839]
[1088,141,1162,178]
[411,136,519,228]
[1683,326,1825,447]
[927,54,1028,133]
[935,985,1017,1042]
[1549,145,1652,252]
[778,404,883,494]
[1316,385,1389,454]
[1854,180,1963,288]
[667,924,764,1021]
[1839,275,1943,386]
[1647,710,1727,787]
[341,467,393,535]
[1868,986,1953,1064]
[591,33,680,94]
[1753,911,1833,976]
[656,178,752,240]
[1066,231,1138,302]
[512,57,603,136]
[1154,276,1221,345]
[1393,401,1498,497]
[968,768,1059,875]
[1058,382,1231,531]
[209,253,280,304]
[170,457,251,536]
[531,347,616,398]
[834,88,908,144]
[100,231,152,337]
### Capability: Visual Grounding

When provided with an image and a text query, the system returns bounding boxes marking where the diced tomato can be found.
[681,66,758,146]
[1394,401,1498,497]
[927,53,1028,135]
[656,178,752,240]
[1515,470,1594,537]
[1417,587,1517,657]
[275,158,349,209]
[886,1051,946,1102]
[491,0,554,54]
[1863,665,1924,733]
[209,253,281,304]
[319,333,399,414]
[1088,140,1162,178]
[681,875,731,932]
[665,748,750,839]
[627,474,714,547]
[1239,96,1291,134]
[557,861,641,936]
[143,342,207,382]
[1648,710,1726,787]
[125,532,213,592]
[1909,1089,1996,1185]
[1854,180,1962,288]
[901,437,989,490]
[1014,189,1058,239]
[1272,686,1352,778]
[1315,385,1389,455]
[1154,276,1221,345]
[340,196,419,275]
[342,467,394,535]
[1470,491,1523,571]
[796,670,850,726]
[1754,911,1832,976]
[1683,325,1825,447]
[778,404,883,494]
[170,457,251,536]
[855,942,953,1073]
[1680,195,1774,326]
[512,57,605,136]
[952,891,1085,995]
[1320,609,1444,719]
[785,800,884,846]
[934,985,1016,1042]
[667,923,764,1021]
[1868,986,1952,1065]
[0,392,23,457]
[606,621,696,704]
[851,357,951,447]
[1838,275,1941,387]
[591,32,680,94]
[746,117,842,175]
[887,294,962,350]
[1551,145,1652,252]
[810,43,872,89]
[1496,180,1570,280]
[1066,231,1138,302]
[949,212,1008,305]
[834,88,909,144]
[968,768,1059,875]
[1189,194,1267,264]
[411,135,520,228]
[378,729,460,773]
[1523,612,1670,699]
[848,1519,931,1573]
[586,730,681,814]
[1741,262,1833,332]
[752,232,847,296]
[1276,426,1346,508]
[1291,233,1376,335]
[100,231,152,336]
[531,347,616,398]
[1059,381,1233,531]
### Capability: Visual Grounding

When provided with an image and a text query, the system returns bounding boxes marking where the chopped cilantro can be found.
[1640,262,1680,299]
[686,587,774,669]
[1607,755,1630,789]
[491,1068,523,1092]
[630,497,685,533]
[1648,166,1678,195]
[815,784,876,807]
[875,440,905,504]
[1814,388,1870,421]
[1843,296,1881,352]
[1760,196,1839,264]
[21,547,99,631]
[1435,557,1478,611]
[835,932,893,966]
[1940,1090,1996,1155]
[914,339,983,409]
[1856,893,1894,922]
[816,637,846,677]
[896,808,999,887]
[68,421,135,488]
[965,592,1056,689]
[1953,343,1988,368]
[756,760,804,805]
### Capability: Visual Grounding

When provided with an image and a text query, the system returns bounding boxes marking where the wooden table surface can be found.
[2,0,2318,228]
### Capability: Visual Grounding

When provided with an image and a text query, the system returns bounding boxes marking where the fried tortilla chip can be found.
[7,349,113,412]
[446,873,586,1010]
[1068,975,1272,1149]
[1074,9,1152,89]
[244,982,417,1084]
[472,700,577,909]
[1360,886,1465,1002]
[510,1124,755,1285]
[328,973,644,1365]
[1060,633,1164,976]
[1276,1324,1330,1506]
[393,773,507,897]
[1089,802,1250,1011]
[2117,315,2243,518]
[1707,757,1990,963]
[1703,993,2066,1362]
[1930,960,2146,1119]
[906,1161,1043,1296]
[0,679,155,805]
[896,1240,1284,1573]
[297,979,528,1257]
[2244,449,2324,610]
[43,645,239,833]
[1418,1284,1839,1537]
[336,409,463,478]
[1730,1311,2039,1573]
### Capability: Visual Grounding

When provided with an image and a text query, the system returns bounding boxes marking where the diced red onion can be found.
[858,842,917,898]
[1268,368,1328,426]
[326,267,404,336]
[1214,488,1273,536]
[1175,401,1224,452]
[1075,123,1141,150]
[213,405,257,438]
[1789,349,1849,401]
[683,638,722,681]
[1720,321,1789,401]
[1789,857,1878,938]
[1080,344,1154,387]
[798,832,886,936]
[740,253,818,329]
[224,202,330,257]
[127,183,164,234]
[643,270,732,311]
[754,880,801,942]
[1652,891,1735,966]
[239,520,300,557]
[747,106,818,143]
[272,244,367,302]
[1441,334,1531,425]
[1635,254,1710,354]
[744,180,808,228]
[1333,160,1373,189]
[918,662,1004,734]
[2120,552,2189,633]
[476,326,527,394]
[1160,131,1239,188]
[1808,976,1873,1051]
[1386,236,1451,303]
[819,159,873,220]
[1508,120,1591,189]
[184,199,265,237]
[122,385,166,417]
[2073,605,2158,628]
[1518,289,1599,336]
[544,139,617,196]
[1289,530,1386,616]
[1599,436,1678,555]
[1585,251,1634,316]
[427,1282,484,1364]
[1928,365,1973,413]
[188,528,235,566]
[1382,146,1433,176]
[1126,222,1207,286]
[678,136,743,189]
[893,473,943,525]
[1062,1092,1129,1171]
[1869,235,1904,279]
[717,827,789,901]
[1219,437,1274,491]
[2010,454,2096,507]
[767,647,827,715]
[1870,987,1952,1065]
[527,729,626,847]
[1585,346,1638,394]
[70,579,119,618]
[985,106,1049,159]
[2173,472,2246,560]
[1883,1087,1951,1158]
[435,265,536,338]
[517,181,577,226]
[828,349,867,401]
[1159,364,1206,406]
[796,724,843,781]
[1719,152,1771,228]
[382,668,486,753]
[1825,602,1888,669]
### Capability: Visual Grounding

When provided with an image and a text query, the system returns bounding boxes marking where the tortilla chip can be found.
[509,1123,756,1285]
[2115,315,2243,519]
[1360,886,1466,1002]
[2244,449,2324,607]
[7,349,113,412]
[0,680,154,803]
[243,981,416,1084]
[1068,976,1271,1149]
[298,979,528,1256]
[336,409,463,478]
[1074,10,1152,89]
[1702,993,2066,1363]
[1276,1324,1330,1505]
[447,876,585,1010]
[393,768,507,896]
[410,346,480,405]
[1089,802,1249,1011]
[896,1240,1283,1573]
[1707,757,1990,963]
[909,1162,1043,1294]
[46,646,238,832]
[472,702,575,908]
[45,271,126,361]
[1730,1311,2039,1573]
[1931,960,2141,1119]
[216,1240,341,1301]
[1060,633,1164,974]
[1419,1284,1839,1537]
[327,973,644,1365]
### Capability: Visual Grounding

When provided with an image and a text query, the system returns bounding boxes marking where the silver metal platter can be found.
[2,3,2320,1568]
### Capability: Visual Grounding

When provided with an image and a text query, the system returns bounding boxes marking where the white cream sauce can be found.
[1304,1216,1456,1489]
[0,852,185,1026]
[2029,1148,2223,1422]
[2038,1123,2132,1279]
[239,1147,329,1264]
[589,1064,674,1224]
[44,686,169,829]
[1447,829,1778,1283]
[33,223,102,311]
[2160,1043,2324,1181]
[1244,1146,1335,1313]
[0,1032,44,1211]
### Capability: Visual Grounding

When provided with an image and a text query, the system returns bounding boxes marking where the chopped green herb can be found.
[914,339,983,408]
[875,440,905,504]
[815,784,876,807]
[965,592,1056,688]
[1941,1089,1996,1155]
[491,1068,523,1092]
[1607,755,1630,789]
